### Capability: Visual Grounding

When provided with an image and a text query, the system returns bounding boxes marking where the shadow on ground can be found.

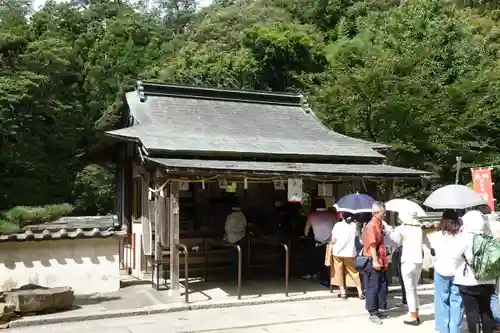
[187,276,333,300]
[74,295,122,306]
[385,293,435,323]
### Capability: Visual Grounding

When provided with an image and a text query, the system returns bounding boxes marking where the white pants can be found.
[401,262,423,313]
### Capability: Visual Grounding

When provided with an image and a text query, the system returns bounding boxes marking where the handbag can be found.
[355,248,370,271]
[324,243,332,267]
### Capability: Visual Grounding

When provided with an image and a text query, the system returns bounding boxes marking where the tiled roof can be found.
[0,216,127,243]
[145,157,430,178]
[105,82,386,160]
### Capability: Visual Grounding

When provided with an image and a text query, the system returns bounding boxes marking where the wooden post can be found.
[169,182,181,293]
[386,180,395,201]
[163,186,170,248]
[154,171,166,284]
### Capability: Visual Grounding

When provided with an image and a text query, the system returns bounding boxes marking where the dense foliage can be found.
[2,0,500,213]
[0,203,73,233]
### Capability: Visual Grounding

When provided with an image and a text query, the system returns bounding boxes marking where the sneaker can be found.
[302,274,313,280]
[377,312,390,319]
[320,281,329,288]
[369,315,383,325]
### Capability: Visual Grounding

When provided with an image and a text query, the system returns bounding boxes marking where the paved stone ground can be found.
[7,275,435,328]
[8,291,445,333]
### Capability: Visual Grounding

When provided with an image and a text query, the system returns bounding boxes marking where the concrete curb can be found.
[8,284,434,328]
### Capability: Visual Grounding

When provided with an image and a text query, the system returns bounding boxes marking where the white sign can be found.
[318,183,333,197]
[274,180,285,190]
[287,178,303,202]
[218,178,228,189]
[179,180,189,191]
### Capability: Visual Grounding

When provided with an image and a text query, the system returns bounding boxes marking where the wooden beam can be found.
[169,181,180,292]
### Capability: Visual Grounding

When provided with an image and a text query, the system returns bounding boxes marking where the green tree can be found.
[312,0,500,196]
[2,0,500,213]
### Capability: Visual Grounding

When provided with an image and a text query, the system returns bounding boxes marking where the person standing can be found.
[303,198,335,285]
[452,210,496,333]
[391,244,406,306]
[381,219,396,310]
[477,205,500,331]
[330,213,364,300]
[389,211,426,326]
[363,202,389,325]
[224,198,247,276]
[432,209,464,333]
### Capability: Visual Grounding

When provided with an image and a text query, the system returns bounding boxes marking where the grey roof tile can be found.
[0,216,127,243]
[29,215,117,230]
[145,157,430,178]
[106,83,386,160]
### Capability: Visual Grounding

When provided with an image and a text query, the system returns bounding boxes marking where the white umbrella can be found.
[423,184,486,210]
[386,198,427,218]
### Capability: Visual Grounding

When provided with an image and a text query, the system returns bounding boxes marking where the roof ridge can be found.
[136,81,303,106]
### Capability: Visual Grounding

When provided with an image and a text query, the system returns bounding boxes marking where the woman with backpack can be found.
[477,205,500,332]
[452,210,496,333]
[432,209,464,333]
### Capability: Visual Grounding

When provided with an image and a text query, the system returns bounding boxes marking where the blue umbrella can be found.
[335,193,376,214]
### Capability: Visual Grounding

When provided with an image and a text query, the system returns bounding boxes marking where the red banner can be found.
[471,168,495,210]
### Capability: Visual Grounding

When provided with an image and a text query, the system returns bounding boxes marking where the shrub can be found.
[0,203,73,234]
[0,220,21,234]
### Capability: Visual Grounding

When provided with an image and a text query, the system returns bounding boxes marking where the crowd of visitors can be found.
[222,190,500,332]
[297,197,500,332]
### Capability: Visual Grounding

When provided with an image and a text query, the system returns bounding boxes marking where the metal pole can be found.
[203,238,208,282]
[176,244,189,303]
[455,156,462,184]
[235,244,242,300]
[247,237,252,277]
[281,243,289,297]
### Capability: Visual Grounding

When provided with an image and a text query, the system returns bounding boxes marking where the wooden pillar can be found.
[169,182,180,293]
[123,144,134,231]
[163,185,170,248]
[385,180,395,201]
[154,171,166,282]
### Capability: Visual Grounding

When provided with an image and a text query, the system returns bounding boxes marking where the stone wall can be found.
[0,238,120,295]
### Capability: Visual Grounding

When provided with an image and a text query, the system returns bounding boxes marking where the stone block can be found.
[3,287,74,314]
[0,302,16,325]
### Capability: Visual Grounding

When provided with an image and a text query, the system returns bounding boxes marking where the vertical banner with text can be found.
[471,168,495,210]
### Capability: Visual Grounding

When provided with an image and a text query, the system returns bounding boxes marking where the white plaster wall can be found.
[0,238,120,295]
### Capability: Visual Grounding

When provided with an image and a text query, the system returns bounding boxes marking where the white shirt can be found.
[331,220,358,257]
[452,232,496,286]
[225,211,247,244]
[433,232,461,277]
[382,221,397,255]
[390,223,424,264]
